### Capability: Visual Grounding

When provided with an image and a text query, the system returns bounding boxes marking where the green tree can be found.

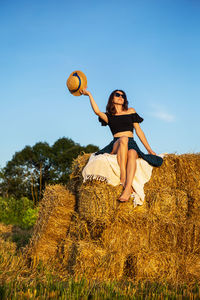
[0,137,99,202]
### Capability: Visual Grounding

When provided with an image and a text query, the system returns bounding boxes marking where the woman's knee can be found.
[119,136,128,146]
[128,149,138,159]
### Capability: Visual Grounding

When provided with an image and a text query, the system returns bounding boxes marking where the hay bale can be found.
[100,222,138,253]
[73,154,190,226]
[69,153,91,193]
[24,153,200,285]
[175,154,200,192]
[26,185,75,262]
[184,220,200,254]
[73,241,125,280]
[185,254,200,283]
[135,251,179,283]
[78,181,122,224]
[145,154,178,191]
[146,188,188,222]
[66,153,200,284]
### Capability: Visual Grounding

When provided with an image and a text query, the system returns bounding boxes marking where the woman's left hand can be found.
[148,149,157,155]
[80,88,90,96]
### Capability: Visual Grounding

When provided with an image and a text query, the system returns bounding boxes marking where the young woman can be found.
[80,89,163,202]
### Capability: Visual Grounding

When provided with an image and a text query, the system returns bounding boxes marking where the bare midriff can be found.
[113,131,133,138]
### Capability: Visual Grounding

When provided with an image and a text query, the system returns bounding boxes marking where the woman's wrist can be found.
[148,148,156,155]
[80,89,91,97]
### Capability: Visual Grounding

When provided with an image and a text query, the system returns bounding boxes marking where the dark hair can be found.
[106,89,128,115]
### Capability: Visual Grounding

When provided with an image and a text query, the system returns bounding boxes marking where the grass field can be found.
[1,278,200,299]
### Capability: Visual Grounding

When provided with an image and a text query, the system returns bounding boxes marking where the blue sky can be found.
[0,0,200,168]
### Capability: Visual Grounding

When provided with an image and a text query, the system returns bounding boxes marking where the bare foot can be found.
[118,187,132,202]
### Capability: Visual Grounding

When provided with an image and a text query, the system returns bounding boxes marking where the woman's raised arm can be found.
[80,89,108,123]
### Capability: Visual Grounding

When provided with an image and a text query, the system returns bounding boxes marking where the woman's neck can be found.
[114,104,123,114]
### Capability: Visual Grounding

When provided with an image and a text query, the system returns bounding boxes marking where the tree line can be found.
[0,137,99,203]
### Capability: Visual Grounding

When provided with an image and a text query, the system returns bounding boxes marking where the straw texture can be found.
[26,185,75,262]
[27,153,200,284]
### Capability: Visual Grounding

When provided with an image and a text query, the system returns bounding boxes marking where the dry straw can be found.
[26,184,75,262]
[27,153,200,285]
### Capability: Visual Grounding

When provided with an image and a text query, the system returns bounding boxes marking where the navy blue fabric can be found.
[70,72,81,93]
[95,137,163,167]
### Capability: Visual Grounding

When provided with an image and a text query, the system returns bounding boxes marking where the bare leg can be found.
[119,149,138,202]
[111,137,128,185]
[110,139,120,155]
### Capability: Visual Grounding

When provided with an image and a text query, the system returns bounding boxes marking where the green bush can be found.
[21,208,39,229]
[0,196,38,228]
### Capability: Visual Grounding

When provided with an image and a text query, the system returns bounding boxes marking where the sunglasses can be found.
[115,92,126,99]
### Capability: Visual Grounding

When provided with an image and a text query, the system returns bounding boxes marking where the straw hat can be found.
[66,70,87,96]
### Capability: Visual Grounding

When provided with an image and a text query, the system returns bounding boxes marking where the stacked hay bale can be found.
[67,153,200,284]
[26,185,75,262]
[27,153,200,285]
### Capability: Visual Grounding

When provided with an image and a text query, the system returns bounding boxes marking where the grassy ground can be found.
[0,222,200,299]
[1,276,200,299]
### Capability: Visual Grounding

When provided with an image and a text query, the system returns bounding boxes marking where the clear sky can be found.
[0,0,200,168]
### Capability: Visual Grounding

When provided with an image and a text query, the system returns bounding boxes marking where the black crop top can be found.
[98,112,143,135]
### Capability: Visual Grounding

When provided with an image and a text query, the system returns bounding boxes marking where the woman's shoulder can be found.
[127,107,136,114]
